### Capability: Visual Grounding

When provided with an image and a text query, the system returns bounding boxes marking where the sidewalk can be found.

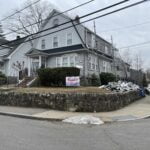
[0,96,150,122]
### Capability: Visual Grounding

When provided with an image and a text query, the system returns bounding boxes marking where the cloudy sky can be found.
[0,0,150,69]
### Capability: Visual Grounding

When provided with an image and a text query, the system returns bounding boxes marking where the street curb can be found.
[112,115,150,122]
[0,111,63,122]
[0,111,150,123]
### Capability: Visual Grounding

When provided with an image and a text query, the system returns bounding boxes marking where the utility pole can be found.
[111,36,117,79]
[93,20,101,84]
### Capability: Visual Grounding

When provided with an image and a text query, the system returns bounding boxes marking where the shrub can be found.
[37,67,80,87]
[91,74,100,86]
[100,72,116,85]
[0,72,7,85]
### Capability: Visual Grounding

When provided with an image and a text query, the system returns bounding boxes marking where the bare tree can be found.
[0,22,5,39]
[133,53,143,71]
[5,0,54,42]
[122,48,132,67]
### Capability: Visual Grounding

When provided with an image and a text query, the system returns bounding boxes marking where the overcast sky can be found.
[0,0,150,69]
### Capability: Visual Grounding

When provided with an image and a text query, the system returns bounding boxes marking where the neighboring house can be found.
[115,57,130,80]
[130,69,144,86]
[1,9,114,84]
[0,37,25,82]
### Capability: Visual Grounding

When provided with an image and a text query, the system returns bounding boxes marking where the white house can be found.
[0,9,114,84]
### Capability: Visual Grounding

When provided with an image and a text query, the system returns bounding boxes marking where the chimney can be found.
[16,35,20,40]
[75,15,80,24]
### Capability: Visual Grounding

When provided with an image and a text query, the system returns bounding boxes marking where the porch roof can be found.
[26,44,85,56]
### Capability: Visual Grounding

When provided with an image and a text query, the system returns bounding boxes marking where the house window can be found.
[53,36,58,48]
[56,57,61,67]
[56,55,78,68]
[62,57,68,67]
[105,46,109,54]
[70,56,75,67]
[88,55,98,70]
[0,62,4,69]
[67,33,72,46]
[92,57,95,70]
[41,39,45,49]
[88,55,92,70]
[53,18,59,27]
[117,66,120,71]
[103,61,106,72]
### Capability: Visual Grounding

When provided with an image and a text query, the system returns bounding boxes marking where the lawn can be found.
[8,87,111,94]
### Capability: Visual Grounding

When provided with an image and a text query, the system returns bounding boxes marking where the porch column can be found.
[39,55,42,68]
[28,57,31,77]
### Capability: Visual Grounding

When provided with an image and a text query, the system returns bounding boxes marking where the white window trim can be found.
[41,39,46,49]
[62,56,69,67]
[52,36,59,48]
[56,54,78,68]
[66,33,73,46]
[56,57,62,67]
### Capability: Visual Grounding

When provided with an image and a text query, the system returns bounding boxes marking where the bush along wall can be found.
[37,67,80,87]
[100,72,116,85]
[0,72,7,85]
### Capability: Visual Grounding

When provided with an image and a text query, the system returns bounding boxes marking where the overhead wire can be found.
[0,0,41,22]
[0,0,149,52]
[3,0,128,37]
[3,0,95,37]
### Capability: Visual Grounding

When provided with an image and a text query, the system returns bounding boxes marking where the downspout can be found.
[71,20,87,85]
[71,20,87,48]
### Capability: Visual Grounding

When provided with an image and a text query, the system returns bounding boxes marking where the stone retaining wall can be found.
[0,90,142,112]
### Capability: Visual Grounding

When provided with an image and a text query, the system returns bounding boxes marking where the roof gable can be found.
[40,9,72,31]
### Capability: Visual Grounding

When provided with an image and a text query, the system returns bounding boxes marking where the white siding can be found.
[34,12,84,50]
[7,42,32,77]
[0,46,10,56]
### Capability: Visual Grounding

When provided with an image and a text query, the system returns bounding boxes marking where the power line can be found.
[119,40,150,49]
[3,0,94,36]
[0,0,148,51]
[0,0,41,22]
[3,0,126,37]
[2,0,129,46]
[100,20,150,33]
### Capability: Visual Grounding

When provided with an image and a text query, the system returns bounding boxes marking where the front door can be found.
[31,57,39,76]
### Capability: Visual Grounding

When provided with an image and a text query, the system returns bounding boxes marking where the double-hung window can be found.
[53,36,58,48]
[67,33,72,46]
[41,39,45,49]
[105,46,109,54]
[70,56,75,67]
[56,57,61,67]
[62,57,68,67]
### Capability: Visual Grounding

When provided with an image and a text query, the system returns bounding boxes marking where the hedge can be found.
[0,72,7,85]
[100,72,116,85]
[37,67,80,87]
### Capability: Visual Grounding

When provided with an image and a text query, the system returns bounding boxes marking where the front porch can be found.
[26,49,48,77]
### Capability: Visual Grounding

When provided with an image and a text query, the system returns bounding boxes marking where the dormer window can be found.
[53,18,59,27]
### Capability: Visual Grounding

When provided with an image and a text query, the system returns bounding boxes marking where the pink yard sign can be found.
[66,77,80,87]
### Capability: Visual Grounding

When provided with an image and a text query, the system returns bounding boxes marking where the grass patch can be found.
[10,87,111,94]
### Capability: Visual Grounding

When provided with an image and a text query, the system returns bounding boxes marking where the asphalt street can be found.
[0,115,150,150]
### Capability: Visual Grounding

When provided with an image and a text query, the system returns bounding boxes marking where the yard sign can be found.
[66,77,80,87]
